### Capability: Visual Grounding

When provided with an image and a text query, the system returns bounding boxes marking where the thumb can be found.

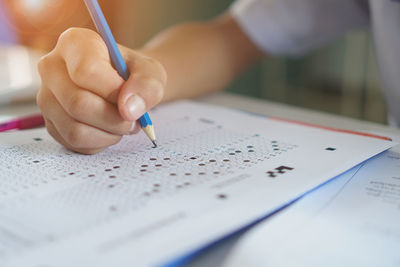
[118,56,166,121]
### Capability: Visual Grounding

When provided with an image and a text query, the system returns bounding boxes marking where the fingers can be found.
[45,119,105,155]
[37,27,166,154]
[118,51,167,121]
[38,88,123,153]
[38,54,136,136]
[55,28,124,103]
[49,27,167,122]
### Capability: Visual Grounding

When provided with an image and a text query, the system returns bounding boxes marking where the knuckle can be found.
[46,125,61,144]
[46,124,55,137]
[65,123,87,148]
[37,54,52,78]
[141,57,167,85]
[70,59,98,87]
[36,88,45,110]
[37,57,46,77]
[153,60,167,85]
[45,120,68,149]
[67,92,90,119]
[145,77,164,104]
[58,27,83,45]
[142,56,159,67]
[64,27,100,41]
[136,76,164,106]
[153,80,164,103]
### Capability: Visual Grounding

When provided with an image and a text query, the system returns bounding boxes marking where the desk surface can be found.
[1,92,399,267]
[3,92,400,136]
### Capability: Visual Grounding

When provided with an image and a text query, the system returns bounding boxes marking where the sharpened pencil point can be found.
[152,140,158,148]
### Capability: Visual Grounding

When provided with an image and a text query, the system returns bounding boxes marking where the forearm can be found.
[139,13,264,102]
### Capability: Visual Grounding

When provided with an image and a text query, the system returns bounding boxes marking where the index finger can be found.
[56,28,124,104]
[117,52,167,121]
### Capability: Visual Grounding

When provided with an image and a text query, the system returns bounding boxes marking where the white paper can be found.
[223,145,400,267]
[0,101,395,267]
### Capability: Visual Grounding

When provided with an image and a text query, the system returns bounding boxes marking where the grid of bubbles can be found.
[0,116,297,258]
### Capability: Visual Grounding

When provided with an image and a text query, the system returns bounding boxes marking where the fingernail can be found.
[129,121,139,135]
[125,95,145,121]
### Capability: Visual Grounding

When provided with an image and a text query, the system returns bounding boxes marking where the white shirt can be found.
[231,0,400,127]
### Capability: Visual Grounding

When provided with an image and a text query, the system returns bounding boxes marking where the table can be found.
[2,91,399,137]
[1,91,399,267]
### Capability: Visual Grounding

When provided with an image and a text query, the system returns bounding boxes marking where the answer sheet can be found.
[223,145,400,267]
[0,101,395,267]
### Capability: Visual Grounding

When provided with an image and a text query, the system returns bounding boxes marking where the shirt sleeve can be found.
[230,0,370,56]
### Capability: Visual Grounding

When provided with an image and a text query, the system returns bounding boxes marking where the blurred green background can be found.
[107,0,387,125]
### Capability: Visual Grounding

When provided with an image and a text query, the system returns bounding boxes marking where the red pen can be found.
[0,114,45,132]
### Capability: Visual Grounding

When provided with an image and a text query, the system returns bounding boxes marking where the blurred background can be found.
[0,0,387,124]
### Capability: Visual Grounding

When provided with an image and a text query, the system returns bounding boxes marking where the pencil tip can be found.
[152,140,158,148]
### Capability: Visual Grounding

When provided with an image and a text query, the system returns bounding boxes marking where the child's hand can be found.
[37,28,167,154]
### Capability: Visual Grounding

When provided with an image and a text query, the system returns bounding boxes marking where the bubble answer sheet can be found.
[0,101,396,267]
[222,144,400,267]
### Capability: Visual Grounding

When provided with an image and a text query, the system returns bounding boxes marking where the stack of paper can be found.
[0,101,394,267]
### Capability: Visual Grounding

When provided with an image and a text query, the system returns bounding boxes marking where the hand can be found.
[37,28,167,154]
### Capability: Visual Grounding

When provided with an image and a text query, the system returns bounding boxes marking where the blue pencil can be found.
[83,0,157,147]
